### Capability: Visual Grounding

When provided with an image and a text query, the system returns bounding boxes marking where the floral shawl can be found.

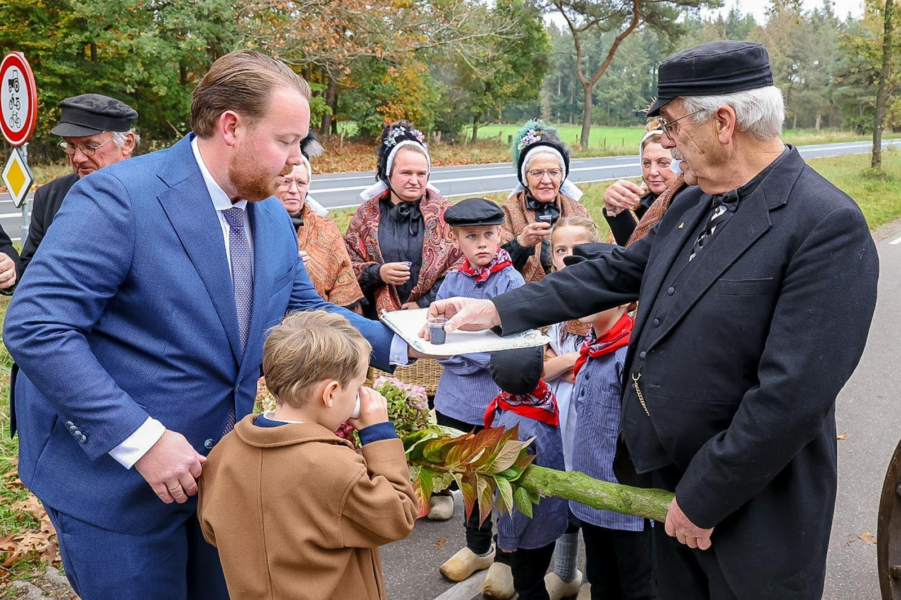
[296,204,364,309]
[625,174,687,247]
[344,188,462,313]
[500,190,589,284]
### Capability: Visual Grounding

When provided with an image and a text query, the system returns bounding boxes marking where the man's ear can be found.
[121,132,137,157]
[219,111,242,148]
[321,380,340,409]
[714,106,737,146]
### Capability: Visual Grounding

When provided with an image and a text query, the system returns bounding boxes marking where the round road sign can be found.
[0,52,38,146]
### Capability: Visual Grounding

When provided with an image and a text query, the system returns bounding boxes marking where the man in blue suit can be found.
[5,50,413,599]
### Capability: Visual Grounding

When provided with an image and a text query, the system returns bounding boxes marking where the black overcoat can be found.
[491,147,879,599]
[20,172,78,274]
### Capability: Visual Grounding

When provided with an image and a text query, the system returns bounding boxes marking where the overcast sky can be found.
[709,0,864,22]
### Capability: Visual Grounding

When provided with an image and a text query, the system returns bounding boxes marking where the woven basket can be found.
[368,358,444,397]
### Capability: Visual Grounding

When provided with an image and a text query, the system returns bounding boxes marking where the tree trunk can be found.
[815,112,822,131]
[873,0,895,170]
[580,84,593,149]
[518,465,673,523]
[320,68,338,137]
[471,112,482,143]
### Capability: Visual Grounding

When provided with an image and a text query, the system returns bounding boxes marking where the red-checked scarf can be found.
[484,380,559,428]
[457,248,513,283]
[573,313,634,379]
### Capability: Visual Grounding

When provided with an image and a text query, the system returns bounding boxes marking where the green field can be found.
[473,124,871,149]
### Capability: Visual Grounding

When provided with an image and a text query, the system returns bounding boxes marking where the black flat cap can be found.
[51,94,138,137]
[562,242,618,267]
[490,347,544,395]
[647,41,773,117]
[445,198,504,227]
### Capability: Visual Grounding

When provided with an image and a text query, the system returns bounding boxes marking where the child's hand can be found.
[349,387,389,429]
[562,351,580,367]
[561,369,575,384]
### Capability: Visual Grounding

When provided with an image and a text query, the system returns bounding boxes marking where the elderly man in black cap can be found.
[19,94,138,273]
[427,40,879,599]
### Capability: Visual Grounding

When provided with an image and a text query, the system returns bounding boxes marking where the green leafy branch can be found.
[403,425,674,524]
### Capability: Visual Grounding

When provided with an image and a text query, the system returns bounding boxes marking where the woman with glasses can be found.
[345,120,461,318]
[500,120,588,283]
[602,120,685,246]
[275,135,363,311]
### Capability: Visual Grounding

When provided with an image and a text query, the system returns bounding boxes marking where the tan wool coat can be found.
[197,415,418,600]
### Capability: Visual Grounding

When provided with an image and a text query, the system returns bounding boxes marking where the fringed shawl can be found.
[296,204,364,309]
[500,191,589,284]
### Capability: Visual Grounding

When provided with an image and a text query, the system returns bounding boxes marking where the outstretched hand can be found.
[419,297,501,341]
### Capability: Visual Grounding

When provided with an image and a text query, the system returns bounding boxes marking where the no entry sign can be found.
[0,52,38,146]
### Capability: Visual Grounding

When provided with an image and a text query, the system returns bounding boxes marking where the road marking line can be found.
[890,235,901,245]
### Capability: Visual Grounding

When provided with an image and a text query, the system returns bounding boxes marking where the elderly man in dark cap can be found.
[427,40,879,599]
[19,94,138,273]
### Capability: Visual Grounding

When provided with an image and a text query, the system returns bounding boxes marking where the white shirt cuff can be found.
[390,334,415,366]
[108,417,166,469]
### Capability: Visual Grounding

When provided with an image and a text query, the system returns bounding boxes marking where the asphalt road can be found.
[380,225,901,599]
[2,139,899,243]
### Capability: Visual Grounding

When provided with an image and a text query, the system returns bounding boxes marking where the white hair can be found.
[680,86,784,141]
[523,148,565,174]
[111,129,140,149]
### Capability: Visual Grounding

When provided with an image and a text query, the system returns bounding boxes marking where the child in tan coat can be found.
[197,311,418,600]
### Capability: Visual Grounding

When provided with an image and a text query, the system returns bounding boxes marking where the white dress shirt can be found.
[109,137,412,469]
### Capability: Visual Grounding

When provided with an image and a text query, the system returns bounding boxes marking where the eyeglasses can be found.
[658,110,703,140]
[58,137,115,157]
[527,169,563,180]
[278,179,309,191]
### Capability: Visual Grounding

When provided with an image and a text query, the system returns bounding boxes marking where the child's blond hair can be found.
[551,216,600,242]
[263,311,371,408]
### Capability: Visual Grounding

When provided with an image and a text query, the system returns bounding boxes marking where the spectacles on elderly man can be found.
[527,169,563,180]
[659,110,703,140]
[58,136,115,157]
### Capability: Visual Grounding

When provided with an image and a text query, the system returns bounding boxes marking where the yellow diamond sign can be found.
[2,147,33,208]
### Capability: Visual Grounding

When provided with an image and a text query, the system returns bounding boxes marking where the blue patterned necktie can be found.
[689,190,740,261]
[221,207,252,435]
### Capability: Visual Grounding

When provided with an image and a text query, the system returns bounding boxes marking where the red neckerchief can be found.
[573,313,633,379]
[458,248,513,283]
[484,380,559,428]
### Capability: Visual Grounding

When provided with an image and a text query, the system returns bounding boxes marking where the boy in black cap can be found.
[435,198,525,597]
[21,93,139,273]
[485,346,567,600]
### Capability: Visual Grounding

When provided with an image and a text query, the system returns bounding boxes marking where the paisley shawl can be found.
[500,190,589,284]
[344,188,463,313]
[296,204,364,309]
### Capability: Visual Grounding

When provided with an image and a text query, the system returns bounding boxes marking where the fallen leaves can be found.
[0,493,59,572]
[837,433,847,440]
[859,531,877,545]
[434,537,446,550]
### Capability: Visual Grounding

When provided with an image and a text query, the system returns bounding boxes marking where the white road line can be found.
[889,235,901,245]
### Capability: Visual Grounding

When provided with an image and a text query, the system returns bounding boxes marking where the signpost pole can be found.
[19,142,28,241]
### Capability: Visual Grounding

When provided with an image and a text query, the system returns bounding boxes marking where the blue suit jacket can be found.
[5,134,395,534]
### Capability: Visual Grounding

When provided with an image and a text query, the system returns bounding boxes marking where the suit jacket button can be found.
[76,433,87,443]
[667,287,675,296]
[65,421,74,428]
[639,351,647,360]
[204,439,215,450]
[68,424,78,432]
[653,318,660,327]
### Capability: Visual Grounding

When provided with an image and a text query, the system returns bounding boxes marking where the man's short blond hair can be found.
[191,50,311,139]
[263,311,371,408]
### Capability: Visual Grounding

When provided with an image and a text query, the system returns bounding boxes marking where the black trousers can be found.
[436,411,511,565]
[582,520,656,600]
[650,468,738,600]
[509,542,557,600]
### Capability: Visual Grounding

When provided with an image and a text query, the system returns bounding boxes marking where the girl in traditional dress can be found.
[345,121,462,318]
